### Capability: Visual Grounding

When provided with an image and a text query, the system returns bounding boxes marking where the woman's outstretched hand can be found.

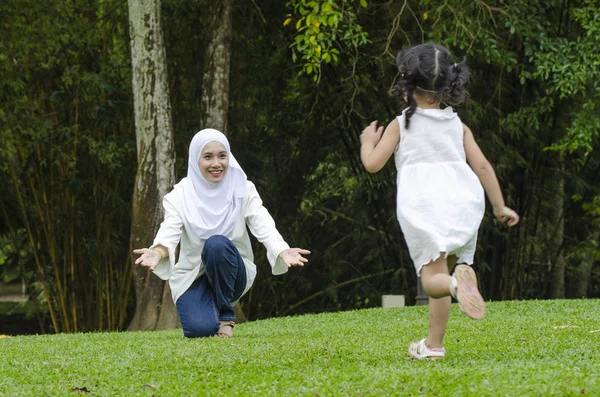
[133,248,162,271]
[279,248,311,267]
[493,206,520,227]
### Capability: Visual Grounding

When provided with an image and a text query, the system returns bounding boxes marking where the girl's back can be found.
[394,107,465,168]
[394,106,482,204]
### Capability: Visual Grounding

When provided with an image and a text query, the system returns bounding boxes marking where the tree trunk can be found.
[574,228,599,298]
[127,0,179,331]
[200,0,233,132]
[549,157,566,299]
[198,0,246,323]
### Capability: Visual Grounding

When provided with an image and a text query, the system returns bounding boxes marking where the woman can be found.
[133,129,310,338]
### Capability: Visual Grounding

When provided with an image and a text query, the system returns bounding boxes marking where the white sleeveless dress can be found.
[394,107,485,275]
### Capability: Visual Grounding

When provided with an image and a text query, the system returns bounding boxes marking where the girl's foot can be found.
[217,321,235,338]
[451,265,485,320]
[408,339,445,360]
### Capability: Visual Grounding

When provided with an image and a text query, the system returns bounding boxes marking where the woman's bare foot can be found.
[217,321,235,337]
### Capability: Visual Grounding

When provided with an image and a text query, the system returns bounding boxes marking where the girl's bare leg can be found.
[419,254,457,348]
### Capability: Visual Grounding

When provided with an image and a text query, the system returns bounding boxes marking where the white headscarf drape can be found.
[180,129,247,241]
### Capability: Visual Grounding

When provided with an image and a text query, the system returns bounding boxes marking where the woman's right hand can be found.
[133,248,162,271]
[493,206,520,227]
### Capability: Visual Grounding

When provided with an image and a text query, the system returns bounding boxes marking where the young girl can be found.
[360,43,519,359]
[134,129,310,338]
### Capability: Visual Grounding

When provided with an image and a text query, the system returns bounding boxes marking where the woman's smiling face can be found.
[198,141,229,182]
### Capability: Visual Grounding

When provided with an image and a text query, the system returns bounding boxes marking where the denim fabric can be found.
[176,235,247,338]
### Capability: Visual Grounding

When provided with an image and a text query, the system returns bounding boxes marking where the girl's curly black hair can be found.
[393,43,469,129]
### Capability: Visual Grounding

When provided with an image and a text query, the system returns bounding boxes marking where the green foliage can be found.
[422,0,518,68]
[523,1,600,154]
[547,101,600,155]
[299,157,358,213]
[0,0,135,332]
[0,230,34,285]
[286,0,369,81]
[582,196,600,224]
[1,300,600,395]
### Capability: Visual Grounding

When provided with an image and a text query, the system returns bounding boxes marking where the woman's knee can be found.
[182,320,219,338]
[203,235,234,255]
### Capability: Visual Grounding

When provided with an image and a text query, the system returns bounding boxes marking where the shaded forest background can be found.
[1,0,599,333]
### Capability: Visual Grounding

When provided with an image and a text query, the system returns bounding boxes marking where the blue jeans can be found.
[176,235,247,338]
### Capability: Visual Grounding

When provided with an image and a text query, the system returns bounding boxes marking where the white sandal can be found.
[408,339,445,360]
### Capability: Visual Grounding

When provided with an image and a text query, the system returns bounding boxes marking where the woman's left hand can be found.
[279,248,311,267]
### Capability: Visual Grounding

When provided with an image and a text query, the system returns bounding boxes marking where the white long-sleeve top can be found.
[150,180,291,303]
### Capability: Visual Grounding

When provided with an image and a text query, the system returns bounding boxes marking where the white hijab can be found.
[180,129,247,241]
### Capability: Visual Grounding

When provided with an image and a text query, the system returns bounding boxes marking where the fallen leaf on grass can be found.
[0,334,12,339]
[71,386,90,393]
[144,384,157,389]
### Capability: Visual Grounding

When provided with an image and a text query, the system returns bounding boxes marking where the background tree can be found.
[200,0,233,133]
[127,0,178,331]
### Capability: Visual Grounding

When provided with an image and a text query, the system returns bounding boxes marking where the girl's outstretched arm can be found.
[360,119,400,173]
[463,123,520,226]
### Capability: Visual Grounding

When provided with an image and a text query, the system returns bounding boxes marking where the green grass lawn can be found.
[1,299,599,396]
